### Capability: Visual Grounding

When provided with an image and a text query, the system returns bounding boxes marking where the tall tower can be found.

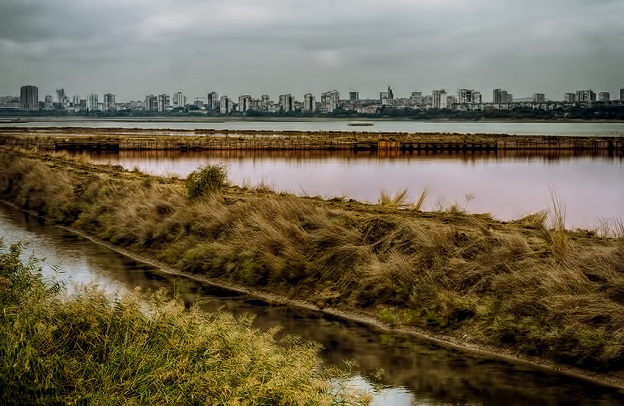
[432,89,447,108]
[207,92,219,111]
[103,93,116,111]
[304,93,315,112]
[493,89,508,104]
[87,94,99,111]
[173,92,186,108]
[20,85,39,110]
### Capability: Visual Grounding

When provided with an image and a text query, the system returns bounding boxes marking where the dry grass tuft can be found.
[412,188,428,211]
[378,188,409,208]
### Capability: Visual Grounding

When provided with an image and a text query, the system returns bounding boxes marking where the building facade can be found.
[103,93,116,111]
[87,93,99,111]
[207,92,219,112]
[576,90,596,103]
[20,85,39,110]
[320,90,339,113]
[145,95,158,111]
[173,92,186,109]
[279,94,293,112]
[157,94,170,112]
[493,88,509,104]
[598,92,610,102]
[432,89,447,109]
[238,95,252,112]
[303,93,315,112]
[219,96,232,114]
[533,93,545,103]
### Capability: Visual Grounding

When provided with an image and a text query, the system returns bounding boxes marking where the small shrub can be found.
[186,163,228,199]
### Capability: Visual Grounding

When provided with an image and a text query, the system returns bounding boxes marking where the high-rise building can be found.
[173,92,186,108]
[193,99,204,109]
[387,86,394,100]
[321,90,340,113]
[506,93,513,103]
[20,85,39,110]
[207,92,219,111]
[349,92,359,101]
[56,89,65,104]
[564,93,576,103]
[458,89,483,104]
[87,93,99,111]
[457,89,475,104]
[446,95,457,107]
[79,99,87,111]
[533,93,545,103]
[103,93,116,111]
[576,90,596,103]
[598,92,610,102]
[620,88,624,102]
[379,91,389,101]
[44,95,54,109]
[157,94,170,112]
[260,94,270,109]
[219,96,232,114]
[303,93,315,112]
[279,94,293,112]
[238,94,252,112]
[145,95,158,111]
[432,89,447,109]
[72,96,80,107]
[493,88,508,104]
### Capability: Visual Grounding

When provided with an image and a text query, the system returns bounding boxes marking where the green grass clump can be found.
[186,163,228,199]
[0,243,366,405]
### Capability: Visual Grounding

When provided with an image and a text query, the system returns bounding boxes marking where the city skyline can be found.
[6,83,624,106]
[7,83,623,116]
[1,1,623,100]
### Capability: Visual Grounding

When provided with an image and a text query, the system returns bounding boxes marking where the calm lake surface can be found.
[73,149,624,230]
[2,202,624,405]
[2,119,624,136]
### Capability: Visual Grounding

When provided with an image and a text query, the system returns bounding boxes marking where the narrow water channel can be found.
[2,202,624,405]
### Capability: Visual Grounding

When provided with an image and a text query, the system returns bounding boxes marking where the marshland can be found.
[1,128,624,404]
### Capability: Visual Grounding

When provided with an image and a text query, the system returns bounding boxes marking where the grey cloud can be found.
[0,0,622,100]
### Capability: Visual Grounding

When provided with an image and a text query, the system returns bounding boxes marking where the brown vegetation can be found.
[0,243,365,405]
[1,147,623,380]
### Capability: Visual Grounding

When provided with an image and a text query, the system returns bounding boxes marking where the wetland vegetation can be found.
[0,242,365,405]
[1,145,623,389]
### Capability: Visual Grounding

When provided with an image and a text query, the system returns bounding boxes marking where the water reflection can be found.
[72,149,624,230]
[1,202,624,405]
[3,119,624,137]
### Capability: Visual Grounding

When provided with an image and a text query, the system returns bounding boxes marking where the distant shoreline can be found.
[1,116,624,124]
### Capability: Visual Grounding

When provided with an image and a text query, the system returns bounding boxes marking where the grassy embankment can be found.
[1,147,623,382]
[0,242,366,404]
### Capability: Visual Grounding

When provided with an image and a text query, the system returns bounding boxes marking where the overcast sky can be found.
[1,0,622,102]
